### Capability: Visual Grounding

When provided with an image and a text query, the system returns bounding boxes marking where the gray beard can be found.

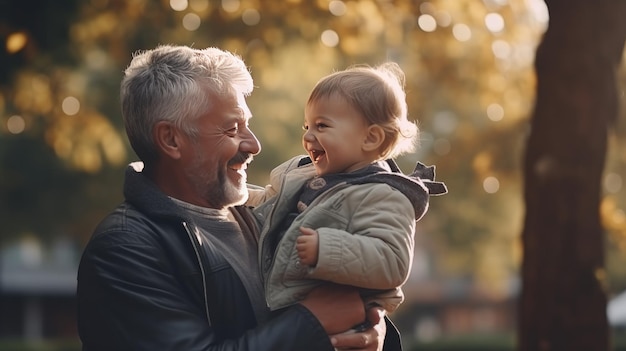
[201,167,247,209]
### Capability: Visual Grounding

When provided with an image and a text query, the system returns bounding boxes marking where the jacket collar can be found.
[123,162,194,223]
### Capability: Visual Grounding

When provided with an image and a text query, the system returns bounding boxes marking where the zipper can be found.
[182,221,212,326]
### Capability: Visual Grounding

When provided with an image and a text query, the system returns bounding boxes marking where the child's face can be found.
[303,94,374,176]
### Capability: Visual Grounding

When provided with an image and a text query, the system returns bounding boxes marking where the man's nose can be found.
[240,127,261,155]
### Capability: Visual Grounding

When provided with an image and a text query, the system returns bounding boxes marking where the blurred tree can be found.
[519,0,626,350]
[0,0,123,245]
[0,1,548,284]
[0,0,80,84]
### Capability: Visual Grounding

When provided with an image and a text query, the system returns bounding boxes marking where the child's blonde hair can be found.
[307,62,418,160]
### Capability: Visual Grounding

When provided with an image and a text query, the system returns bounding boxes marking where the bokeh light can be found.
[452,23,472,42]
[418,14,437,32]
[487,103,504,122]
[62,96,80,116]
[485,13,505,33]
[242,9,260,26]
[329,0,347,16]
[182,13,201,31]
[492,39,511,59]
[222,0,240,13]
[6,32,28,54]
[170,0,188,11]
[483,176,500,193]
[7,115,26,134]
[320,30,339,47]
[435,11,452,27]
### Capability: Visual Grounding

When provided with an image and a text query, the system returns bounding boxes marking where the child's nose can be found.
[303,129,316,142]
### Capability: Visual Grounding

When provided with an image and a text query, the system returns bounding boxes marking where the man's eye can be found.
[226,126,239,135]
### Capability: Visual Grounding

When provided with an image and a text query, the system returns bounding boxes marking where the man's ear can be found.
[363,124,385,153]
[153,121,183,159]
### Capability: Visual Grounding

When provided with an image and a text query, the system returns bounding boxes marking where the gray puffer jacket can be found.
[248,156,447,313]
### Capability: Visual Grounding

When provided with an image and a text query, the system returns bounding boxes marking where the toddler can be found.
[248,62,447,327]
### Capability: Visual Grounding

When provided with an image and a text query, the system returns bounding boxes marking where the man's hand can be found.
[331,307,387,351]
[296,227,319,266]
[299,284,365,335]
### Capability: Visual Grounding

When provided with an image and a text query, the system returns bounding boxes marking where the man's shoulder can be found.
[89,202,168,248]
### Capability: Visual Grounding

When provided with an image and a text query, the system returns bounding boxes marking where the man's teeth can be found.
[230,163,247,171]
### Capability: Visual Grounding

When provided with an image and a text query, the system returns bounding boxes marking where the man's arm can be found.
[77,230,369,351]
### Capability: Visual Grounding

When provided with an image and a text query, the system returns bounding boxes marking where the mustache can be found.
[228,152,254,166]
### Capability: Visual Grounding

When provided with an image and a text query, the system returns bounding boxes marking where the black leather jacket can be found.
[77,164,402,351]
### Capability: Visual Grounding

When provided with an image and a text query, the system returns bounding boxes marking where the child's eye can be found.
[315,123,328,131]
[302,122,328,131]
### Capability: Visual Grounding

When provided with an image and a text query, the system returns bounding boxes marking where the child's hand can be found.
[296,227,319,266]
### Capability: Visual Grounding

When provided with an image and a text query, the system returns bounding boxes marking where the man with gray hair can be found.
[77,45,396,350]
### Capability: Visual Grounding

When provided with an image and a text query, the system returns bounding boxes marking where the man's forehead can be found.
[236,92,252,118]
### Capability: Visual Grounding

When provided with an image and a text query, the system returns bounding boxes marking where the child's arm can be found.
[296,223,404,313]
[297,225,405,314]
[304,184,416,290]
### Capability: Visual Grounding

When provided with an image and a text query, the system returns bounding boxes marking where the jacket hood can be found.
[297,157,447,221]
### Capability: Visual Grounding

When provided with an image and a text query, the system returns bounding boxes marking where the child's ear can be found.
[363,124,385,152]
[153,121,183,159]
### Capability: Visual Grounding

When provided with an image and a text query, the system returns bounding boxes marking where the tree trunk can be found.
[519,1,626,350]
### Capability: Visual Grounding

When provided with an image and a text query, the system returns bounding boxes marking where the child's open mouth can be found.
[311,149,326,163]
